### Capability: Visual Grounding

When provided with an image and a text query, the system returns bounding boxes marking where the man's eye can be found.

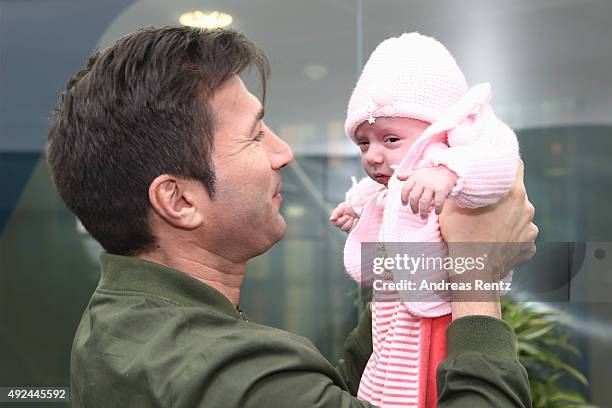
[254,131,265,141]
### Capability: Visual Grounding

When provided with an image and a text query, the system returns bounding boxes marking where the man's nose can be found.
[267,126,294,169]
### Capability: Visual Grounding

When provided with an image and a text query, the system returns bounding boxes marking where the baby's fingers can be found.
[332,214,348,228]
[396,170,415,181]
[434,191,447,215]
[401,178,416,206]
[340,217,356,232]
[419,189,434,219]
[409,184,424,215]
[330,203,346,222]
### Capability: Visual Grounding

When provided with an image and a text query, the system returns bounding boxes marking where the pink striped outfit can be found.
[341,33,520,407]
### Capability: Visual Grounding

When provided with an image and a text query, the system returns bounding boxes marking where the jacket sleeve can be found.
[335,305,373,396]
[345,176,384,217]
[428,108,521,209]
[436,316,532,407]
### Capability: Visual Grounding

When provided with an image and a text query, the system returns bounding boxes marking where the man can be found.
[47,27,537,407]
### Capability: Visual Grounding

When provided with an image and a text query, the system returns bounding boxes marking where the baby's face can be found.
[354,117,430,186]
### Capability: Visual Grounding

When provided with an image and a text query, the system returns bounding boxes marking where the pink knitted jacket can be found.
[343,83,519,407]
[344,83,519,309]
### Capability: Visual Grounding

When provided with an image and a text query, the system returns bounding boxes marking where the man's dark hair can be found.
[47,26,270,256]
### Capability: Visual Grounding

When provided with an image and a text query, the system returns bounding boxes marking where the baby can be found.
[330,33,519,407]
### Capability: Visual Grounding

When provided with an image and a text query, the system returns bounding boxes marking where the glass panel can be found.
[361,2,612,405]
[2,1,612,406]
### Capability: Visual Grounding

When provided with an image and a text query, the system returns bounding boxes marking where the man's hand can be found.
[438,160,538,319]
[439,160,537,249]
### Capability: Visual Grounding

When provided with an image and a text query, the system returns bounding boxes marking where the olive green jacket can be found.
[70,253,531,407]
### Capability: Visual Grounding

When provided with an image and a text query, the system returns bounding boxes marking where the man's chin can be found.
[251,216,287,258]
[274,214,287,242]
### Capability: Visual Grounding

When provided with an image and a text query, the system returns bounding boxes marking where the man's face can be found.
[200,75,293,262]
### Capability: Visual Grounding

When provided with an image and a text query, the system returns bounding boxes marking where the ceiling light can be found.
[179,11,233,28]
[304,64,328,81]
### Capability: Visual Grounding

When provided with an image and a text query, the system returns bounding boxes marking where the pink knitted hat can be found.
[345,32,469,141]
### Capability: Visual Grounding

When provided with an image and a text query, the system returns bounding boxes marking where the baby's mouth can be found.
[374,174,390,185]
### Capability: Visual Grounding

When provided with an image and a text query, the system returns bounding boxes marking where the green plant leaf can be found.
[502,300,592,406]
[542,337,582,357]
[550,391,587,403]
[554,361,589,386]
[520,323,557,341]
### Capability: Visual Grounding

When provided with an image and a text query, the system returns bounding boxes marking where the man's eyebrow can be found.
[247,107,265,137]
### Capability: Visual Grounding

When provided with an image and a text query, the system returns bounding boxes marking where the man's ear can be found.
[148,175,204,229]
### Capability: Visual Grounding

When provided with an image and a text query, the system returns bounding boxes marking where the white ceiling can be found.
[98,0,612,154]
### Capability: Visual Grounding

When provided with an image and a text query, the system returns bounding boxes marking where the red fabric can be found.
[417,314,452,408]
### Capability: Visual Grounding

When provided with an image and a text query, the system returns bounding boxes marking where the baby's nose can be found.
[365,146,384,165]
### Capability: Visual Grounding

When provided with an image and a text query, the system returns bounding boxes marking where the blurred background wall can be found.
[1,0,611,406]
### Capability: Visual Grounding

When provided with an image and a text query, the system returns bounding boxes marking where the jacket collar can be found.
[98,252,242,319]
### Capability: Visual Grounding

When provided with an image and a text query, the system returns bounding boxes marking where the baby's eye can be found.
[385,136,400,143]
[357,141,369,149]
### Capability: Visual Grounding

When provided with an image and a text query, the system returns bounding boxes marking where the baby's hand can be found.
[330,202,359,232]
[396,166,458,219]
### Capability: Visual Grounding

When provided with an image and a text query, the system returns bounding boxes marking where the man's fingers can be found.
[526,200,535,221]
[516,159,524,182]
[511,162,527,200]
[409,185,424,214]
[516,241,537,265]
[529,223,539,241]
